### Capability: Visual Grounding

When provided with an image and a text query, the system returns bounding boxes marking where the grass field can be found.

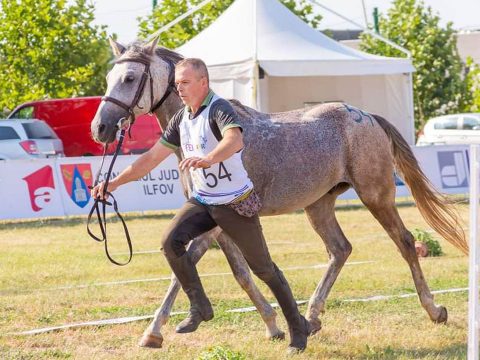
[0,203,470,359]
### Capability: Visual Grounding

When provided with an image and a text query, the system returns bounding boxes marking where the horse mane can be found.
[120,41,184,65]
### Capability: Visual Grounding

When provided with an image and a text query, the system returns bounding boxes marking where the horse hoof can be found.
[433,306,448,324]
[268,330,286,341]
[138,333,163,348]
[307,318,322,336]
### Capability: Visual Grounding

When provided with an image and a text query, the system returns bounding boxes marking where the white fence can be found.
[0,145,472,220]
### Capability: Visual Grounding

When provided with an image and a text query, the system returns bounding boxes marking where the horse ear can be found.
[109,37,126,57]
[145,36,160,55]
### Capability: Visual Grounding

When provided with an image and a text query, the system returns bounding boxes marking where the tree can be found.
[465,57,480,112]
[0,0,111,114]
[137,0,322,50]
[359,0,469,130]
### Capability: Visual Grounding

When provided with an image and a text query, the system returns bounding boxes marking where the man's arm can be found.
[91,141,174,199]
[179,127,243,170]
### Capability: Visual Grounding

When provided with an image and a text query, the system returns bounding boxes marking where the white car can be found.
[416,113,480,146]
[0,119,64,160]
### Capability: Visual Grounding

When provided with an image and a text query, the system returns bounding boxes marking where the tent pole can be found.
[252,61,260,110]
[251,0,259,109]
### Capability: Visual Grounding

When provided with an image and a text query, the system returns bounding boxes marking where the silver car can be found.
[0,119,64,160]
[416,113,480,146]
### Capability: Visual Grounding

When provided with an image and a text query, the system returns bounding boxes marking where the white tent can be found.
[178,0,416,144]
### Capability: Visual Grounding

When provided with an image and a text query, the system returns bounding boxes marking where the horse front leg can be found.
[304,195,352,335]
[216,231,285,340]
[139,227,220,348]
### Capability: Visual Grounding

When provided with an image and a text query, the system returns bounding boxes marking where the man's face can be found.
[175,65,208,108]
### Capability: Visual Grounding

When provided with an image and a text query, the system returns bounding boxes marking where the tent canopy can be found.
[178,0,415,77]
[177,0,415,144]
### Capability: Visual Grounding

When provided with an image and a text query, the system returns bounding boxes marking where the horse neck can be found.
[154,93,183,131]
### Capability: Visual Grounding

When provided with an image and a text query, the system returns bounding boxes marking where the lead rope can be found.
[87,128,133,266]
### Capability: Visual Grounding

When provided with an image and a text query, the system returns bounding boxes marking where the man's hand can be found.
[179,156,213,171]
[90,180,119,201]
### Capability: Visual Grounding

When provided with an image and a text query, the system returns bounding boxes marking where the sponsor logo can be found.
[437,151,468,188]
[22,166,55,212]
[60,164,93,208]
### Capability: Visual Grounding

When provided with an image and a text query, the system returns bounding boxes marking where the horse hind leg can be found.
[216,231,285,340]
[355,177,447,323]
[140,228,219,348]
[304,191,353,335]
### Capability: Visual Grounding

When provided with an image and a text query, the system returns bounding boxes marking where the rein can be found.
[87,55,177,266]
[87,128,132,266]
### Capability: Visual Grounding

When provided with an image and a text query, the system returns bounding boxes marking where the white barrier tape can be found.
[12,286,467,336]
[111,241,298,256]
[343,287,468,303]
[2,261,375,295]
[12,312,185,336]
[227,300,308,313]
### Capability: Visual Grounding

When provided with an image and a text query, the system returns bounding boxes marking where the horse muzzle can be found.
[91,118,118,144]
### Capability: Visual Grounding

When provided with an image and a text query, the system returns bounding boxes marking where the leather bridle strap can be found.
[87,129,133,266]
[151,60,177,113]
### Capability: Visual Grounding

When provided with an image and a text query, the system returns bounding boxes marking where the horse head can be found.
[91,37,177,144]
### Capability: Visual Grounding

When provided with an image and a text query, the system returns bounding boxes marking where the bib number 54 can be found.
[202,162,232,188]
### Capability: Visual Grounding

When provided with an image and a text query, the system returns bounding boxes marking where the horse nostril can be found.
[99,124,106,135]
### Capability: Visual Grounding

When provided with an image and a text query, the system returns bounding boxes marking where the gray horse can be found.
[90,38,468,348]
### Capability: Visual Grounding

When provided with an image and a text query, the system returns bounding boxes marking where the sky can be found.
[91,0,480,45]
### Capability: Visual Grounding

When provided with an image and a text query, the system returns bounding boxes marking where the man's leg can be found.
[209,205,308,353]
[161,198,217,333]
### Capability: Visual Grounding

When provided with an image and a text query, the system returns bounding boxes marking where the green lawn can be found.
[0,204,470,359]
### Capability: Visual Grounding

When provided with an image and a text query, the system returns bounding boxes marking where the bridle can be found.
[87,55,177,266]
[102,56,177,128]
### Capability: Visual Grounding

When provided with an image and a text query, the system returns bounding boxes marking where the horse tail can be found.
[373,114,468,255]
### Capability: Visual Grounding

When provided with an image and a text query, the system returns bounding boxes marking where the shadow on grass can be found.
[0,212,176,229]
[353,342,466,359]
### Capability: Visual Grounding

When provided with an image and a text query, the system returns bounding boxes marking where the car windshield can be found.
[22,122,57,139]
[463,116,480,130]
[433,117,459,130]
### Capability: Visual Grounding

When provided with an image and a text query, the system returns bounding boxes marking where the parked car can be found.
[416,113,480,146]
[0,119,64,160]
[8,97,162,157]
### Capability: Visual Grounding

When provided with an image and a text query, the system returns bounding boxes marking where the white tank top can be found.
[179,95,253,205]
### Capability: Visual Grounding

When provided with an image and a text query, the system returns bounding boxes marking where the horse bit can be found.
[87,55,177,266]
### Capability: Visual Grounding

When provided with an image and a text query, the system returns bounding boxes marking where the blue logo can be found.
[437,151,468,188]
[61,164,92,208]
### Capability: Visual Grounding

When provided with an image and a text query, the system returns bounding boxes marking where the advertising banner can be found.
[0,145,473,220]
[0,155,184,220]
[338,145,470,200]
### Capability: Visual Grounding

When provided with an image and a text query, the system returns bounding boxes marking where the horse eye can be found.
[125,75,135,83]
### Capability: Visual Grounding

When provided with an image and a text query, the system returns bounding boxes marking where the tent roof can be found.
[177,0,415,76]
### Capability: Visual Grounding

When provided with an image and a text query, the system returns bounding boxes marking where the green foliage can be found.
[137,0,322,49]
[0,0,111,114]
[411,228,443,256]
[359,0,470,131]
[197,346,246,360]
[465,56,480,112]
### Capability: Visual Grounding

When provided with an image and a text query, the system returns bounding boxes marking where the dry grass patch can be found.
[0,204,469,359]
